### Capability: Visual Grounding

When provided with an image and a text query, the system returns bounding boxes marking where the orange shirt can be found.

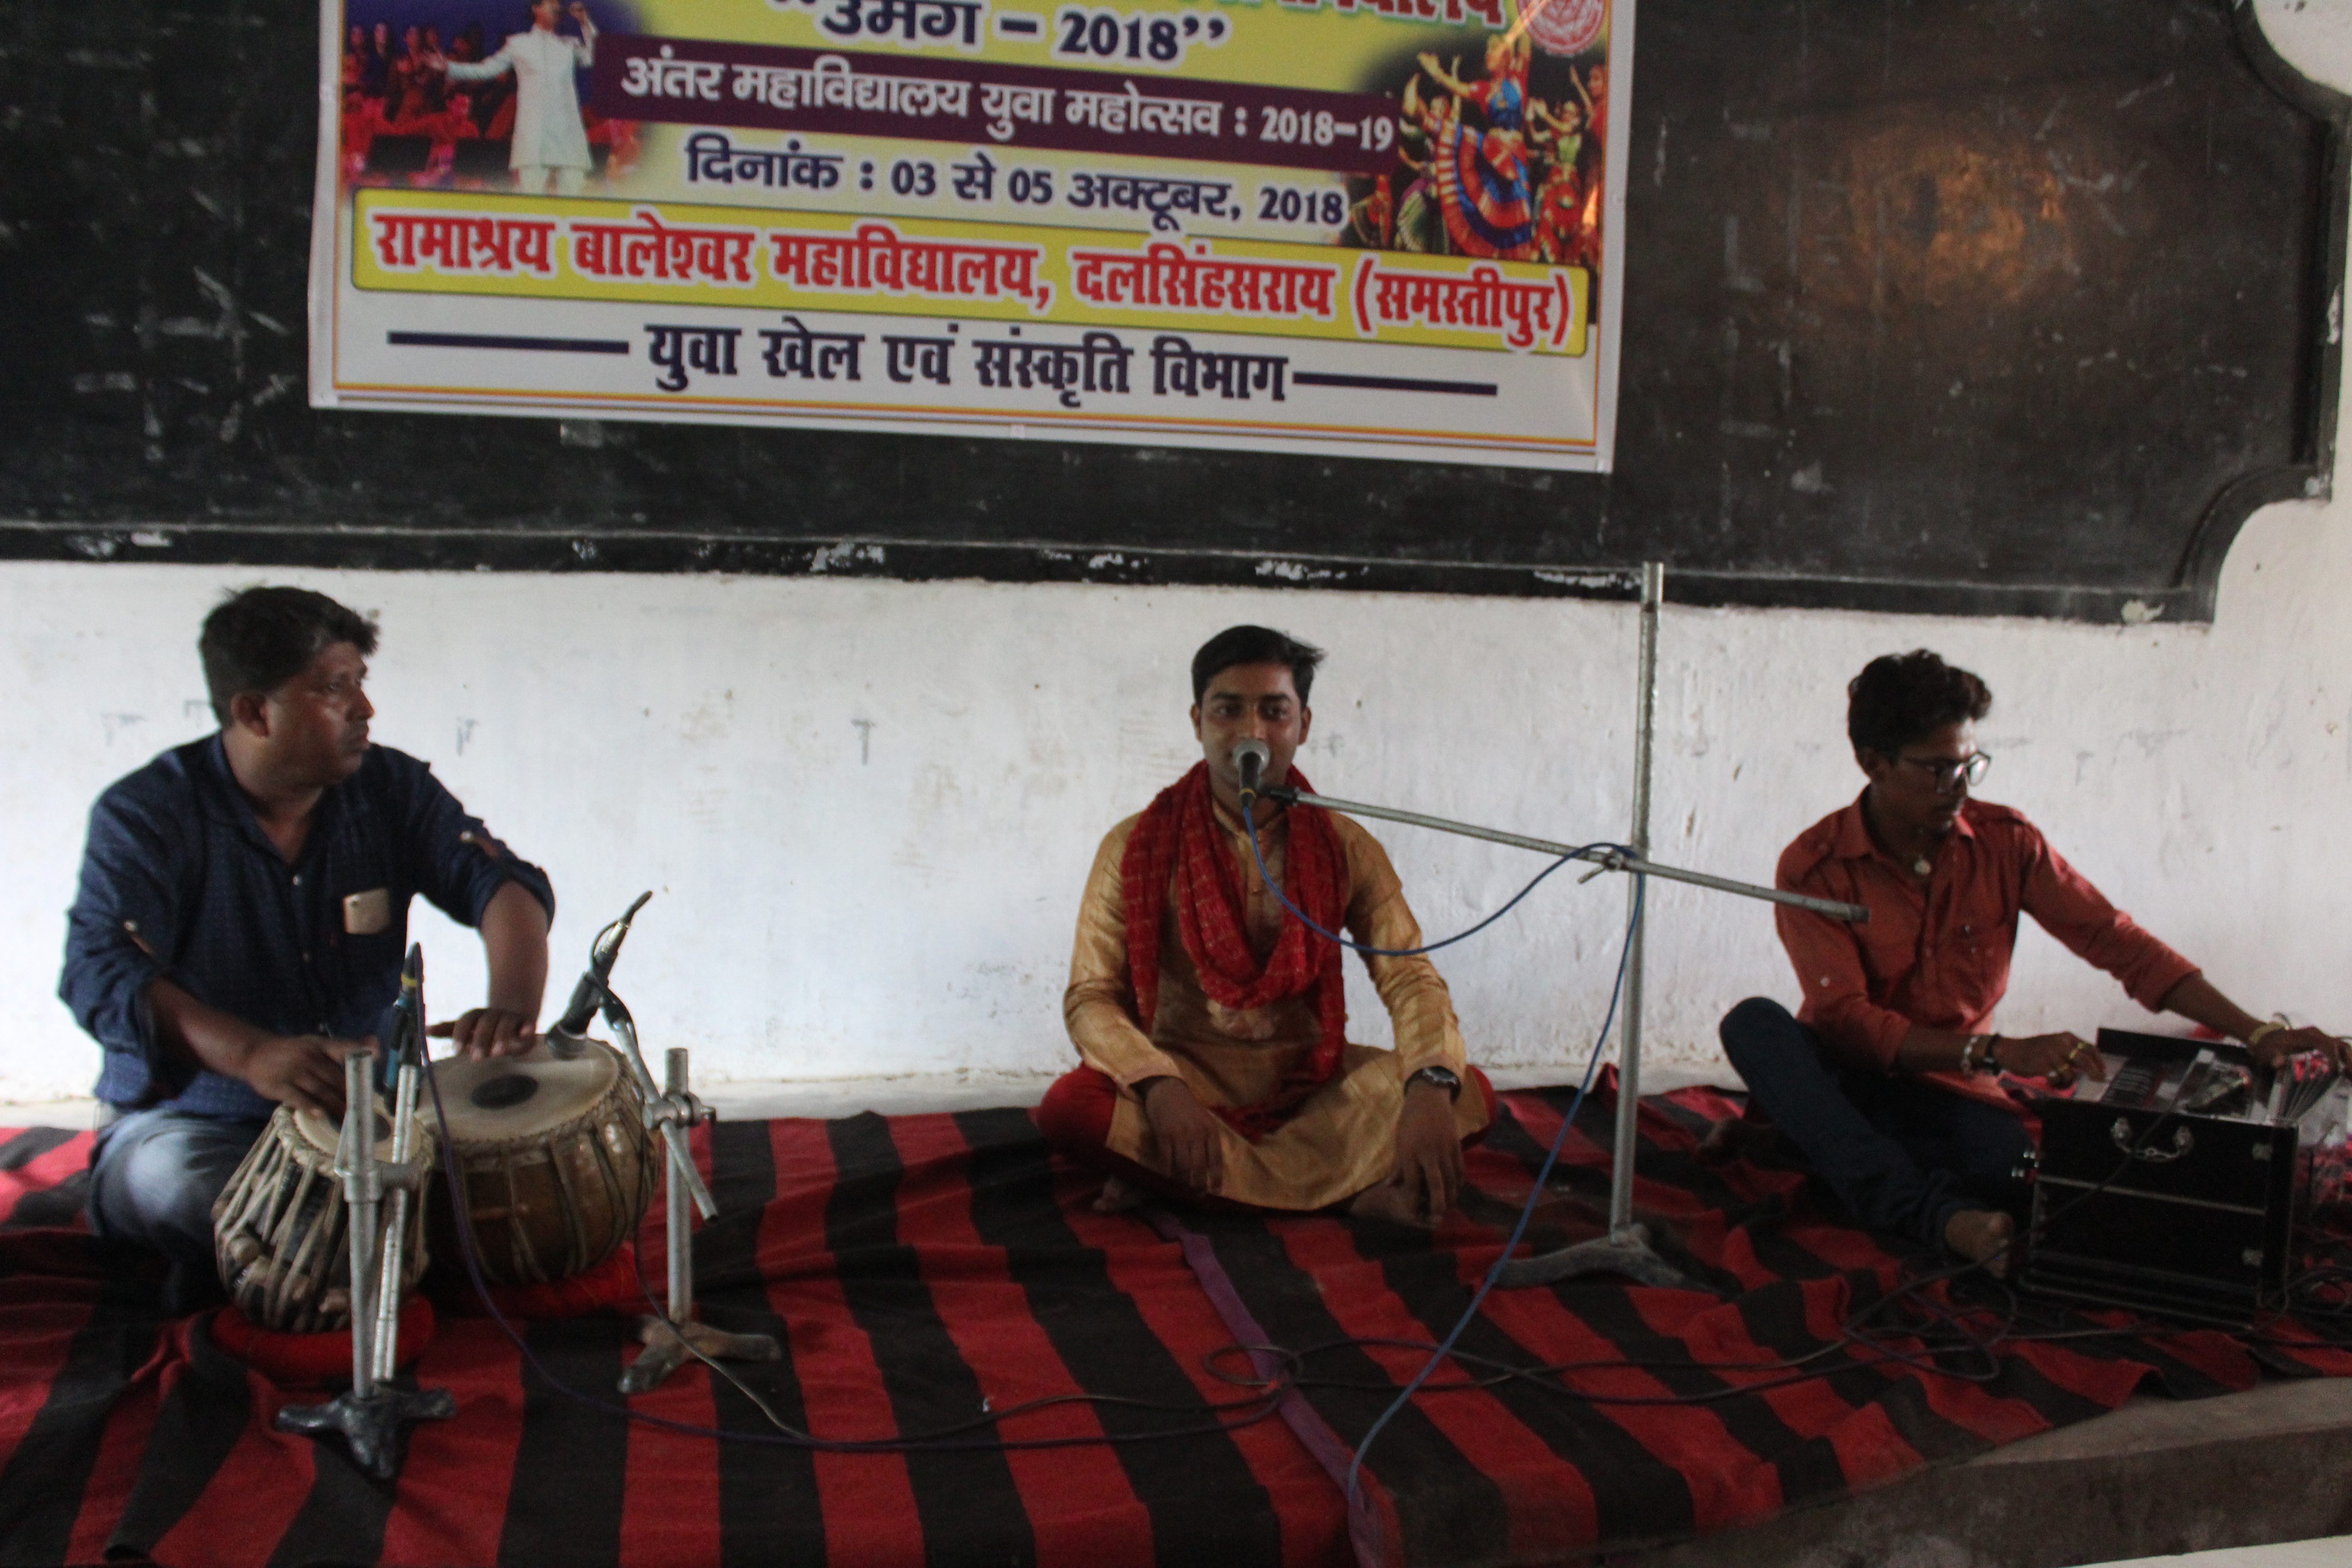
[1775,794,2200,1111]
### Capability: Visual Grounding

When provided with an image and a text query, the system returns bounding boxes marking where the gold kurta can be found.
[1063,798,1490,1210]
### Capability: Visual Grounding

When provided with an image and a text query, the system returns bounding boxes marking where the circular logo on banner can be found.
[1524,0,1607,57]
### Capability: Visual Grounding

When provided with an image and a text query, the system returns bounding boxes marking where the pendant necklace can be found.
[1912,853,1933,877]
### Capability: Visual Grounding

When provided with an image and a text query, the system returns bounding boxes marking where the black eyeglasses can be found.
[1894,751,1991,792]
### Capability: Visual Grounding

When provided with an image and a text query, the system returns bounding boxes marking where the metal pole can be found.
[343,1051,379,1401]
[371,1053,421,1385]
[1610,562,1664,1236]
[1264,793,1867,923]
[665,1047,694,1323]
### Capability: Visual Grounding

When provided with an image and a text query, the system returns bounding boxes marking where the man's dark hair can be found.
[1847,649,1991,756]
[1191,625,1325,706]
[200,587,378,725]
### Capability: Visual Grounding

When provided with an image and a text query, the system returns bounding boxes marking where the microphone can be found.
[389,943,426,1072]
[1232,739,1270,803]
[547,891,653,1052]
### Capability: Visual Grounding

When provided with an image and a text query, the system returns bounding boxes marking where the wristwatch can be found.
[1406,1065,1463,1100]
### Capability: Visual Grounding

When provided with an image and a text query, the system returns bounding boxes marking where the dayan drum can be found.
[213,1099,436,1334]
[426,1041,652,1287]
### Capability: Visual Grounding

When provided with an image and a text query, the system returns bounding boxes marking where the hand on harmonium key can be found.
[1993,1031,2108,1090]
[2244,1021,2351,1073]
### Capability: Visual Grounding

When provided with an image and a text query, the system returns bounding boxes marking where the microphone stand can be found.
[1252,564,1870,1290]
[276,944,455,1478]
[553,896,780,1395]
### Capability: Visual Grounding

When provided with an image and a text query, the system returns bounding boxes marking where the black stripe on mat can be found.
[0,1127,79,1171]
[1800,1269,2064,1465]
[699,1118,827,1568]
[1493,1088,1829,1292]
[833,1114,1044,1568]
[5,1169,91,1232]
[1720,1277,1882,1504]
[825,1112,1038,1568]
[495,1317,632,1568]
[265,1424,400,1568]
[1540,1268,1850,1525]
[1193,1213,1512,1568]
[104,1313,255,1558]
[956,1106,1287,1568]
[1357,1225,1704,1548]
[0,1252,160,1568]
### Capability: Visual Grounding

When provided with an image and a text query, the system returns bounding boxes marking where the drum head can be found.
[430,1042,621,1142]
[291,1099,411,1159]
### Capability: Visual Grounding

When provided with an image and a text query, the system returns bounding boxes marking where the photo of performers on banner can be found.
[309,0,1632,469]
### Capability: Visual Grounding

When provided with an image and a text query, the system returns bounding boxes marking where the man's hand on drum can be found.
[428,1007,538,1060]
[243,1033,374,1119]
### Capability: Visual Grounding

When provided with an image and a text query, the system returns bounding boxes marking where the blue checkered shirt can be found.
[59,735,554,1118]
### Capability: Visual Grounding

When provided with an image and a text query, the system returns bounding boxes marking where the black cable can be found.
[1240,789,1631,959]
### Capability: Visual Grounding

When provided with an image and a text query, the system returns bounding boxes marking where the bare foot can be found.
[1348,1181,1437,1229]
[1697,1116,1779,1164]
[1093,1175,1146,1214]
[1944,1209,2016,1277]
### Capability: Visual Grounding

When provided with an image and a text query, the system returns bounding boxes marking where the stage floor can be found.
[2,1078,2347,1568]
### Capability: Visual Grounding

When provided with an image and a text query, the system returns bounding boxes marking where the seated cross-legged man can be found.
[1720,649,2346,1273]
[1036,625,1494,1226]
[59,586,556,1310]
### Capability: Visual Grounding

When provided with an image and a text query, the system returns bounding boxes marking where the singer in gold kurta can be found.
[1048,794,1494,1212]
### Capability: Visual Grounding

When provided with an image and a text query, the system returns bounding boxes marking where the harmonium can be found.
[2020,1027,2349,1326]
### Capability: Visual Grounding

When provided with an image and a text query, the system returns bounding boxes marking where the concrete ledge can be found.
[1622,1378,2352,1568]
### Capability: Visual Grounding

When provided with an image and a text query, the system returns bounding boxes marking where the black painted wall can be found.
[0,0,2342,619]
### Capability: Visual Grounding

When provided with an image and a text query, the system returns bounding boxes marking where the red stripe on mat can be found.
[1464,1251,1784,1539]
[1058,1192,1346,1568]
[890,1114,1150,1568]
[764,1114,930,1564]
[1283,1218,1603,1562]
[143,1340,321,1565]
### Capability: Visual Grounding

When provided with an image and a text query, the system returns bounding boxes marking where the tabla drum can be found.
[426,1041,652,1287]
[213,1098,436,1334]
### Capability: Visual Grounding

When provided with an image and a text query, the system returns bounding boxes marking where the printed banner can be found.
[309,0,1632,469]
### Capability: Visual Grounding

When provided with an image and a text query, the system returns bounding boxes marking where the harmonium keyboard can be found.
[2019,1027,2348,1326]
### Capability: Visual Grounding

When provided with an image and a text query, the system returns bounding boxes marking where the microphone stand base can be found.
[620,1314,782,1396]
[275,1380,456,1480]
[1494,1223,1700,1292]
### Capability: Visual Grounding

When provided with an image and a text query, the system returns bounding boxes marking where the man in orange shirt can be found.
[1722,650,2344,1272]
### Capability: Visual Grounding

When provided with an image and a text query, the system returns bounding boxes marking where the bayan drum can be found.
[426,1042,652,1287]
[214,1098,436,1334]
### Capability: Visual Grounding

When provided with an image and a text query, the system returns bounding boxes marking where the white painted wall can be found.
[4,1,2347,1106]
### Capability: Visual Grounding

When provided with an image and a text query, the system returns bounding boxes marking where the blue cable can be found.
[1341,872,1646,1518]
[1241,794,1632,959]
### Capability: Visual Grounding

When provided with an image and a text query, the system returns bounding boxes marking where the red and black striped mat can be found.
[2,1079,2346,1568]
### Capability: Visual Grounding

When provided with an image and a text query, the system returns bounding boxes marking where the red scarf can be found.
[1121,761,1349,1141]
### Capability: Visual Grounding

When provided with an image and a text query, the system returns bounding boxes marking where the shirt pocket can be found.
[1945,914,2016,1019]
[326,876,406,983]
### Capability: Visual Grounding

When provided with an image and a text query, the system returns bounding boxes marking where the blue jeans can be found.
[1717,997,2032,1247]
[88,1107,267,1306]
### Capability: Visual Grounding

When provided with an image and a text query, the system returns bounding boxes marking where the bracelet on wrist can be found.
[2244,1017,2287,1050]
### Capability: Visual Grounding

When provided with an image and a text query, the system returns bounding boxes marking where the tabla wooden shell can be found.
[211,1100,435,1334]
[425,1041,652,1287]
